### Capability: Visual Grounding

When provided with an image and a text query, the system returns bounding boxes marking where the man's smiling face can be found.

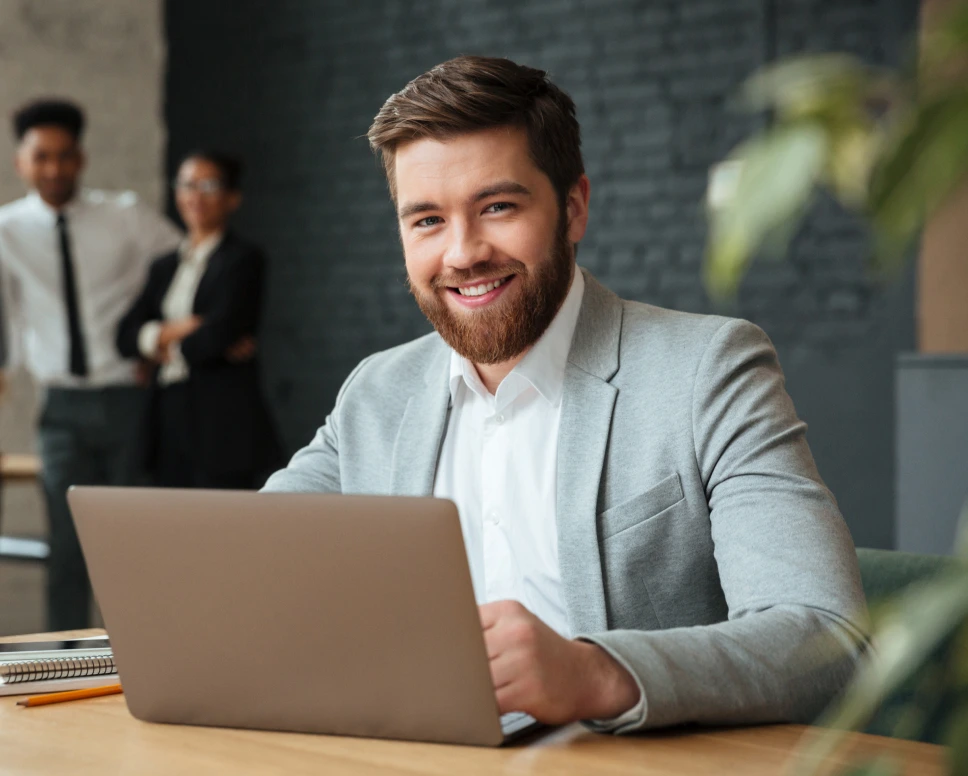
[395,125,589,365]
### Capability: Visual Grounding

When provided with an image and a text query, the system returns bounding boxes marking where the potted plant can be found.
[703,2,968,772]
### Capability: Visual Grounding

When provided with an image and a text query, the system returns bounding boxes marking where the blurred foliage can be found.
[792,502,968,776]
[705,1,968,298]
[702,4,968,773]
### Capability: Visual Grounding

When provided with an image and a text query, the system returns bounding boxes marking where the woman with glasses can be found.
[117,151,280,488]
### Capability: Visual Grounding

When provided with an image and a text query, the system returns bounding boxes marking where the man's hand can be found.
[479,600,640,725]
[225,336,257,363]
[157,315,203,352]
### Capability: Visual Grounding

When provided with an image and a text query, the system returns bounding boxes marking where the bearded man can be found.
[263,56,869,732]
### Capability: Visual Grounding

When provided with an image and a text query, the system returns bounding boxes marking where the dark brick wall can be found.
[164,0,919,548]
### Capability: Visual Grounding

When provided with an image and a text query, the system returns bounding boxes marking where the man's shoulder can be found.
[0,196,34,225]
[340,331,447,402]
[615,295,770,373]
[622,297,733,339]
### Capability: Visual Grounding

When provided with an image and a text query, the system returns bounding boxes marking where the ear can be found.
[565,174,591,244]
[226,191,242,214]
[13,150,23,179]
[76,148,86,173]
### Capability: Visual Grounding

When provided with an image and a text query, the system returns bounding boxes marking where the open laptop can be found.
[68,487,539,746]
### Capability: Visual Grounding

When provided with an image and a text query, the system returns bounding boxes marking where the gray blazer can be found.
[263,268,869,731]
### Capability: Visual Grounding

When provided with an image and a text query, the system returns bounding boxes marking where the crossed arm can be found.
[117,253,264,371]
[138,316,255,365]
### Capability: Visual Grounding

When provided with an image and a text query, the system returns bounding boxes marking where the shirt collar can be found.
[27,189,85,222]
[179,231,224,265]
[448,266,585,408]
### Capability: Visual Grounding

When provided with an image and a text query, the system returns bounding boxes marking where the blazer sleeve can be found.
[116,258,167,359]
[260,355,375,494]
[581,319,870,732]
[179,245,265,366]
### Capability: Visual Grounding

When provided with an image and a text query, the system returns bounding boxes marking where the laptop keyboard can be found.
[500,711,537,737]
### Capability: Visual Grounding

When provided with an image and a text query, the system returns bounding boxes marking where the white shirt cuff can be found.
[576,636,648,733]
[168,341,188,375]
[137,321,162,359]
[584,691,646,733]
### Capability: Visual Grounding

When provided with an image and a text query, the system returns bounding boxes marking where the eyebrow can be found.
[397,180,532,221]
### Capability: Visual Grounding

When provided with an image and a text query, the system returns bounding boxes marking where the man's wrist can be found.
[573,640,640,721]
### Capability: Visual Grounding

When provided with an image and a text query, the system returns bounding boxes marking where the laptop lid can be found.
[69,487,506,746]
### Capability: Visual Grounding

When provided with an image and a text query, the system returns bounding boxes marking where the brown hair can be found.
[368,56,584,204]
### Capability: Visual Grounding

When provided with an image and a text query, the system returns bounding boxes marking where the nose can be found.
[178,188,204,208]
[43,159,66,179]
[442,218,491,270]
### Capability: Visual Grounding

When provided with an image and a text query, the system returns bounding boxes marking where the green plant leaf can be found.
[869,89,968,270]
[945,706,968,776]
[825,122,883,207]
[705,122,827,298]
[742,54,872,119]
[836,756,901,776]
[953,620,968,689]
[794,567,968,775]
[840,569,968,723]
[921,0,968,80]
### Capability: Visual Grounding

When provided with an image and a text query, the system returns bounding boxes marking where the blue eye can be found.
[415,216,442,228]
[485,202,514,213]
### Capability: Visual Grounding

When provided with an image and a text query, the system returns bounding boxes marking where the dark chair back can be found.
[855,547,963,744]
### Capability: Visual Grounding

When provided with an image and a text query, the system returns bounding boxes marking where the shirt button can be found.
[486,509,500,524]
[494,413,505,424]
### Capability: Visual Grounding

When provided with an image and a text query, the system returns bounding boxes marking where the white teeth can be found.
[459,277,506,297]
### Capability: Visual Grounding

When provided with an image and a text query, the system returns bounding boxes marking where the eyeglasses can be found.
[171,178,225,195]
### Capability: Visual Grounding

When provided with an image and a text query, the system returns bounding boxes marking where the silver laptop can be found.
[68,487,538,746]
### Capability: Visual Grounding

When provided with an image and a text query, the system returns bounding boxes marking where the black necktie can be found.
[56,213,88,377]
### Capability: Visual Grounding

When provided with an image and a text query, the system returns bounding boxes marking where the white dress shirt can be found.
[433,269,644,729]
[0,189,182,387]
[137,232,223,386]
[434,269,585,638]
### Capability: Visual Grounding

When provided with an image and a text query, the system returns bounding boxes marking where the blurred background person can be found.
[0,98,182,631]
[117,151,280,490]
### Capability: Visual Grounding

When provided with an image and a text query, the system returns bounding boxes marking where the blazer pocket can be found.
[600,473,684,539]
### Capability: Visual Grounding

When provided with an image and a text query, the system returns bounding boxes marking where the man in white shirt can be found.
[264,57,867,731]
[0,99,182,630]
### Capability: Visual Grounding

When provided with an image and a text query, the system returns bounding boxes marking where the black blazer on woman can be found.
[117,231,281,482]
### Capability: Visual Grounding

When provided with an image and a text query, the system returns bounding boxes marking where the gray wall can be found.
[897,355,968,555]
[165,0,919,548]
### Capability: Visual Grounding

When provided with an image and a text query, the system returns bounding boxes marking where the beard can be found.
[408,217,575,365]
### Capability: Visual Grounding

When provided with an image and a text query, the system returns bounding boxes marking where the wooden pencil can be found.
[15,683,123,708]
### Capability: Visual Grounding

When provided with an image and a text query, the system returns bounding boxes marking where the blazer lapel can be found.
[191,234,230,311]
[154,255,180,312]
[557,269,623,635]
[389,344,451,496]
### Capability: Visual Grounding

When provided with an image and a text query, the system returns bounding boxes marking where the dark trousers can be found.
[37,385,147,631]
[155,382,256,490]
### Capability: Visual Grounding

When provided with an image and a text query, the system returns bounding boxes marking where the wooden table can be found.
[0,453,42,482]
[0,631,948,775]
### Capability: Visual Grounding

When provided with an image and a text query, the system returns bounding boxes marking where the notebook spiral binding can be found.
[0,654,116,684]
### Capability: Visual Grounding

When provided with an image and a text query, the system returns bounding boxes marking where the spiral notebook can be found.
[0,636,117,696]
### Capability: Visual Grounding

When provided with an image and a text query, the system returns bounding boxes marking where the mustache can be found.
[430,259,527,290]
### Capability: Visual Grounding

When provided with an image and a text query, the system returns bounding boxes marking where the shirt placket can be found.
[480,396,516,604]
